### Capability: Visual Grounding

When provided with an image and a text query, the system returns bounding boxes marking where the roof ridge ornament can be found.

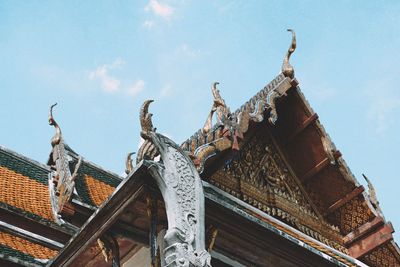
[48,103,82,222]
[362,174,383,217]
[203,82,230,134]
[137,100,159,163]
[125,152,135,175]
[282,29,296,78]
[136,100,212,267]
[49,103,62,147]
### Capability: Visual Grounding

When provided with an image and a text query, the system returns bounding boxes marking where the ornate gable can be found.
[208,125,346,252]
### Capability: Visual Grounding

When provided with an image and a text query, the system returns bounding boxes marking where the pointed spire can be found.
[282,29,296,78]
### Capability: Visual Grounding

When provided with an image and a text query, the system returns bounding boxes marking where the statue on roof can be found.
[137,100,212,267]
[282,29,296,78]
[48,103,82,221]
[363,174,384,217]
[136,100,159,164]
[49,103,62,147]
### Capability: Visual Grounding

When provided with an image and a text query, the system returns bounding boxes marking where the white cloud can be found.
[89,59,124,93]
[145,0,174,20]
[143,20,155,29]
[128,79,145,96]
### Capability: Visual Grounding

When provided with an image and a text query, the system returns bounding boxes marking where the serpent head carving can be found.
[49,103,62,147]
[137,100,159,163]
[125,152,135,175]
[282,29,296,78]
[140,99,155,138]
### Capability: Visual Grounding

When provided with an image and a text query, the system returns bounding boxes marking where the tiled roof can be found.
[0,231,57,260]
[69,153,122,207]
[84,174,116,207]
[0,148,54,223]
[0,145,123,266]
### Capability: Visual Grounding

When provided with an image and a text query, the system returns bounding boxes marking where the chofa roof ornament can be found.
[203,82,230,134]
[282,29,296,78]
[136,100,159,164]
[48,103,82,221]
[125,152,135,175]
[49,103,62,147]
[137,100,212,267]
[362,174,383,217]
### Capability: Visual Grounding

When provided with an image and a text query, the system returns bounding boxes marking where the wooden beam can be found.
[301,150,342,182]
[111,221,149,246]
[0,206,72,244]
[290,78,299,87]
[348,223,394,259]
[0,220,64,250]
[344,217,384,245]
[325,186,365,215]
[286,113,319,144]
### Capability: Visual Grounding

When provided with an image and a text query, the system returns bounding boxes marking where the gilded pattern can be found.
[328,194,374,235]
[361,244,400,267]
[209,131,346,252]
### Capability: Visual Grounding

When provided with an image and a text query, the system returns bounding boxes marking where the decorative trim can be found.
[139,100,211,267]
[47,104,82,221]
[188,75,292,173]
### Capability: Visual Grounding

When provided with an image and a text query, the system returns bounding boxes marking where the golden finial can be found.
[282,29,296,78]
[49,103,62,147]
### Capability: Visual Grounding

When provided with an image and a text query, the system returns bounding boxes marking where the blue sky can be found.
[1,1,399,242]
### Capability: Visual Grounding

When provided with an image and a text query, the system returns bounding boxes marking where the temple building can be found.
[1,30,399,267]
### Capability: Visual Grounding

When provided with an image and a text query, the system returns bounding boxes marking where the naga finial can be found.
[140,100,155,139]
[362,174,378,205]
[211,82,229,122]
[282,29,296,78]
[125,152,135,175]
[362,173,384,217]
[203,82,230,133]
[49,103,62,147]
[137,100,159,163]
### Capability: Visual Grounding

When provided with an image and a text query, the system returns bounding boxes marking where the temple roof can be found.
[0,145,122,266]
[1,31,399,266]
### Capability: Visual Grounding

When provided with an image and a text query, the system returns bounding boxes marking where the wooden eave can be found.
[181,73,400,266]
[268,79,399,265]
[47,156,369,267]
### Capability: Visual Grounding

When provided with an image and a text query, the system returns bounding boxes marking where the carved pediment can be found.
[209,128,347,252]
